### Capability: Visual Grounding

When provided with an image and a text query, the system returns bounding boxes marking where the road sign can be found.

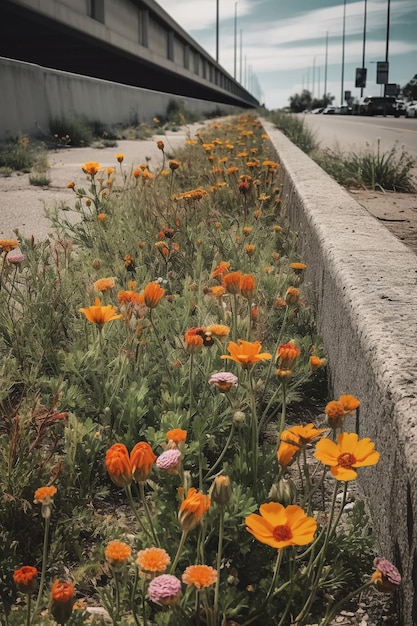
[355,67,367,88]
[376,62,389,85]
[385,83,398,96]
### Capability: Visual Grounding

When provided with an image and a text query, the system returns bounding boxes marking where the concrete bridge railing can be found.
[262,118,417,626]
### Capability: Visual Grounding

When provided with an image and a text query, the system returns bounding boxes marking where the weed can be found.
[50,116,94,148]
[266,110,319,154]
[0,136,45,172]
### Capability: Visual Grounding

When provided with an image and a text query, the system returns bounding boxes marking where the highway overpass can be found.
[1,0,258,109]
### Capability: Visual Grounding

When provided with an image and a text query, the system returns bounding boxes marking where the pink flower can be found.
[372,557,401,592]
[156,449,182,471]
[147,574,181,605]
[7,251,25,264]
[209,372,238,392]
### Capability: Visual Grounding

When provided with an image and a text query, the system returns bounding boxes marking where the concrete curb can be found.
[261,119,417,626]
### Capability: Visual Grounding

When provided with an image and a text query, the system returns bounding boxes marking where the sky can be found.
[156,0,417,109]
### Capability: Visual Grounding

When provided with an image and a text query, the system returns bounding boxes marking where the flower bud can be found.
[233,411,246,424]
[268,478,297,506]
[210,475,232,506]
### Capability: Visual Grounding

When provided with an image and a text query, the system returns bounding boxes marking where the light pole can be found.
[340,0,347,105]
[239,29,243,83]
[360,0,367,97]
[216,0,219,63]
[324,31,328,101]
[234,2,238,79]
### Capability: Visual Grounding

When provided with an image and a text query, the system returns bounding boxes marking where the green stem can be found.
[205,423,235,480]
[318,580,373,626]
[248,369,258,489]
[33,515,50,623]
[113,570,121,624]
[170,530,188,573]
[231,293,238,341]
[130,568,141,626]
[149,309,173,384]
[213,506,225,622]
[278,381,287,439]
[26,595,31,626]
[125,484,152,540]
[142,577,148,626]
[139,481,160,546]
[263,305,289,395]
[265,549,284,604]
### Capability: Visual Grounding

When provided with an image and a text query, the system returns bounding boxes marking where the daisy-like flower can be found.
[49,580,75,625]
[79,298,123,329]
[222,271,242,294]
[147,574,181,605]
[136,547,171,578]
[371,557,401,593]
[209,372,238,392]
[339,394,361,412]
[81,161,101,177]
[105,541,132,571]
[182,564,217,589]
[278,424,326,468]
[184,327,205,353]
[211,261,231,279]
[178,488,210,532]
[143,281,165,309]
[169,160,181,170]
[117,290,145,308]
[105,443,132,488]
[314,432,380,481]
[245,502,317,549]
[94,277,115,292]
[210,285,226,298]
[289,262,307,273]
[130,441,157,483]
[13,566,38,594]
[221,339,272,370]
[115,153,124,163]
[310,355,327,371]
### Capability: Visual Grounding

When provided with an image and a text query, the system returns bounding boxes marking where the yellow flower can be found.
[0,239,18,253]
[115,153,124,163]
[245,502,317,549]
[313,432,380,481]
[205,324,230,338]
[79,298,123,329]
[221,339,272,369]
[278,424,327,468]
[244,244,256,257]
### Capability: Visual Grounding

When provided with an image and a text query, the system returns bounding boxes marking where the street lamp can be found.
[216,0,219,62]
[234,2,238,79]
[340,0,347,105]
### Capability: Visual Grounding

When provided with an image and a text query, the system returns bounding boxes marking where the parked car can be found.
[322,106,337,114]
[406,101,417,118]
[359,96,399,117]
[395,101,407,116]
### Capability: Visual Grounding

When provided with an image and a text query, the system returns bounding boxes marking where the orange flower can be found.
[94,277,115,292]
[211,261,231,279]
[166,429,187,444]
[182,564,217,589]
[221,339,272,369]
[66,181,75,189]
[105,541,132,570]
[222,271,242,294]
[130,442,156,482]
[34,485,57,504]
[157,140,164,150]
[285,287,300,306]
[115,153,124,163]
[184,327,205,354]
[339,394,360,412]
[49,580,75,625]
[178,488,211,531]
[79,298,123,329]
[205,324,230,338]
[169,160,181,170]
[97,213,107,222]
[246,502,317,549]
[310,355,327,371]
[324,400,346,429]
[143,281,165,309]
[136,547,171,578]
[117,290,145,307]
[81,161,101,176]
[13,566,38,594]
[276,342,300,370]
[210,285,226,298]
[289,262,307,273]
[240,274,256,300]
[105,443,132,488]
[0,239,18,253]
[278,424,326,468]
[313,432,380,481]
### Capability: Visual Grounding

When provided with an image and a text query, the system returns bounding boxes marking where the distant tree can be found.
[402,74,417,100]
[288,90,335,112]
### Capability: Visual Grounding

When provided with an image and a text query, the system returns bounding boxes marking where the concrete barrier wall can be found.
[261,119,417,626]
[0,57,239,140]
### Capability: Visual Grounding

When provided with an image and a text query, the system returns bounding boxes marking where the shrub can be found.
[49,116,94,147]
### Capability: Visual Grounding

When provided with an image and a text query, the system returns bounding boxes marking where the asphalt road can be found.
[302,114,417,159]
